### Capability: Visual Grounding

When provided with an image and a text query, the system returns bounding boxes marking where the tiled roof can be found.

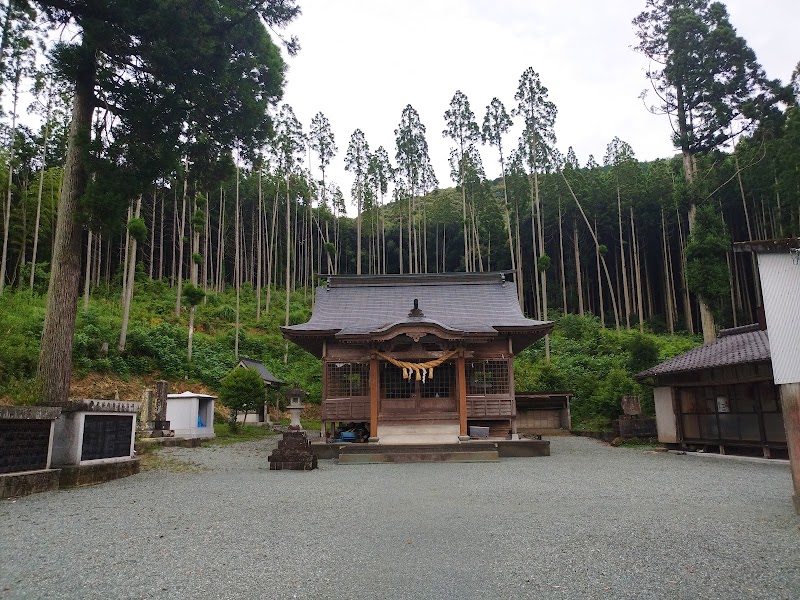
[282,272,552,355]
[237,357,285,386]
[636,329,771,379]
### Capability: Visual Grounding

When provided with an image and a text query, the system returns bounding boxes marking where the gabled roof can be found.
[282,272,553,357]
[636,326,771,380]
[237,358,285,386]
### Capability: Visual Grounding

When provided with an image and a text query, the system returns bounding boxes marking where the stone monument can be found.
[148,380,174,437]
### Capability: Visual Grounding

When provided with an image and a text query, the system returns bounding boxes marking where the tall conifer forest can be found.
[0,0,798,426]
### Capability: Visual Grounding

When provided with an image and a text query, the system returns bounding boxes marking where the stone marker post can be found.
[148,380,172,437]
[138,388,154,433]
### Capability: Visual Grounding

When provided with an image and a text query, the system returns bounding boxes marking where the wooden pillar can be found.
[508,340,518,437]
[369,358,379,442]
[457,355,468,438]
[779,382,800,513]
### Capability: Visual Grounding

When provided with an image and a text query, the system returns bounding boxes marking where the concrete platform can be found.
[376,422,460,445]
[0,469,60,499]
[58,458,140,488]
[313,439,550,463]
[339,449,499,464]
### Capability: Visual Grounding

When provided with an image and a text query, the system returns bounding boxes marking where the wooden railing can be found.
[321,397,370,421]
[466,396,514,418]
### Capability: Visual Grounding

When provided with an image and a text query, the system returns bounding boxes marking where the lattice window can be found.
[466,360,510,395]
[421,363,453,398]
[381,362,414,399]
[326,362,369,398]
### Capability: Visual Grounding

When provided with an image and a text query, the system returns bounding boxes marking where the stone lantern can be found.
[284,385,308,430]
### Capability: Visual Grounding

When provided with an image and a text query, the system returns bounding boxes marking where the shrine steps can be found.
[337,443,500,464]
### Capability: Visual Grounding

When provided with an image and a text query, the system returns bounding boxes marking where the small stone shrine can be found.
[617,395,657,438]
[268,430,318,470]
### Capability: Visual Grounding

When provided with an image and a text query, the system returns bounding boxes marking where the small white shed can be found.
[166,391,216,439]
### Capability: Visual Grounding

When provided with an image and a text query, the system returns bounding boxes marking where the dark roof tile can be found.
[636,330,771,379]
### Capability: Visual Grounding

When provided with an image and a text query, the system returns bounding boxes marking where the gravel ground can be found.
[1,436,798,600]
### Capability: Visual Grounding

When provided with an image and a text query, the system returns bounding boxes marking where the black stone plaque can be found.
[81,415,133,461]
[0,419,51,474]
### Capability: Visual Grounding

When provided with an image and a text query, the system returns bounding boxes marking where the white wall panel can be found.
[758,252,800,384]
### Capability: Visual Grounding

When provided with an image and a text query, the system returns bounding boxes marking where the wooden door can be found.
[380,362,456,416]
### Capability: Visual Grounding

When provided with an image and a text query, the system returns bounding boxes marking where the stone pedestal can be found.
[268,431,318,470]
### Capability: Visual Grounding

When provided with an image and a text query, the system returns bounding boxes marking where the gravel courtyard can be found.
[0,436,798,600]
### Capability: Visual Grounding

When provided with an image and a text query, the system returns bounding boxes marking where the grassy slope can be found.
[0,280,701,427]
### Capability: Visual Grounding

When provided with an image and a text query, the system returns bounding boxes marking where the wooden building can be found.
[636,324,787,458]
[282,273,553,444]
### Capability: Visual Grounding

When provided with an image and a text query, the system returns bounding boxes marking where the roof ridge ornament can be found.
[408,298,424,318]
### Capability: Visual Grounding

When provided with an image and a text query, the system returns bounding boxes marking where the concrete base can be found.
[0,469,60,499]
[312,439,551,460]
[135,437,202,452]
[58,458,140,488]
[378,422,460,445]
[794,494,799,515]
[339,450,499,464]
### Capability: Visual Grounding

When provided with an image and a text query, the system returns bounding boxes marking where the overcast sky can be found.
[281,0,799,211]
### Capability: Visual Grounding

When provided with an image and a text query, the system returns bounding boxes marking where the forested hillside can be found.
[0,0,797,419]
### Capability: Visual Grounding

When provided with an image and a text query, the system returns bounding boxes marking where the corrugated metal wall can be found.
[758,252,800,384]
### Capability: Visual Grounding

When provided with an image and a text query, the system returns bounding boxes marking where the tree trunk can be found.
[120,205,131,305]
[82,229,93,310]
[573,219,584,317]
[558,198,567,314]
[617,184,631,329]
[118,195,142,351]
[256,168,263,320]
[684,154,714,341]
[30,102,52,290]
[174,167,188,315]
[661,208,675,335]
[561,171,619,330]
[0,52,21,295]
[38,39,96,404]
[148,189,156,279]
[158,189,164,281]
[676,204,694,335]
[235,165,241,359]
[284,173,291,364]
[631,207,644,333]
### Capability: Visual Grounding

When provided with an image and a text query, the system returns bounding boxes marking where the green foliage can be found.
[191,252,203,265]
[191,210,205,231]
[515,314,701,428]
[686,203,731,321]
[127,217,147,242]
[537,253,551,272]
[183,283,205,307]
[624,332,660,374]
[218,367,266,422]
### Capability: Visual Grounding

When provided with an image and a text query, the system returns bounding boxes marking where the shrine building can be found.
[281,272,553,444]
